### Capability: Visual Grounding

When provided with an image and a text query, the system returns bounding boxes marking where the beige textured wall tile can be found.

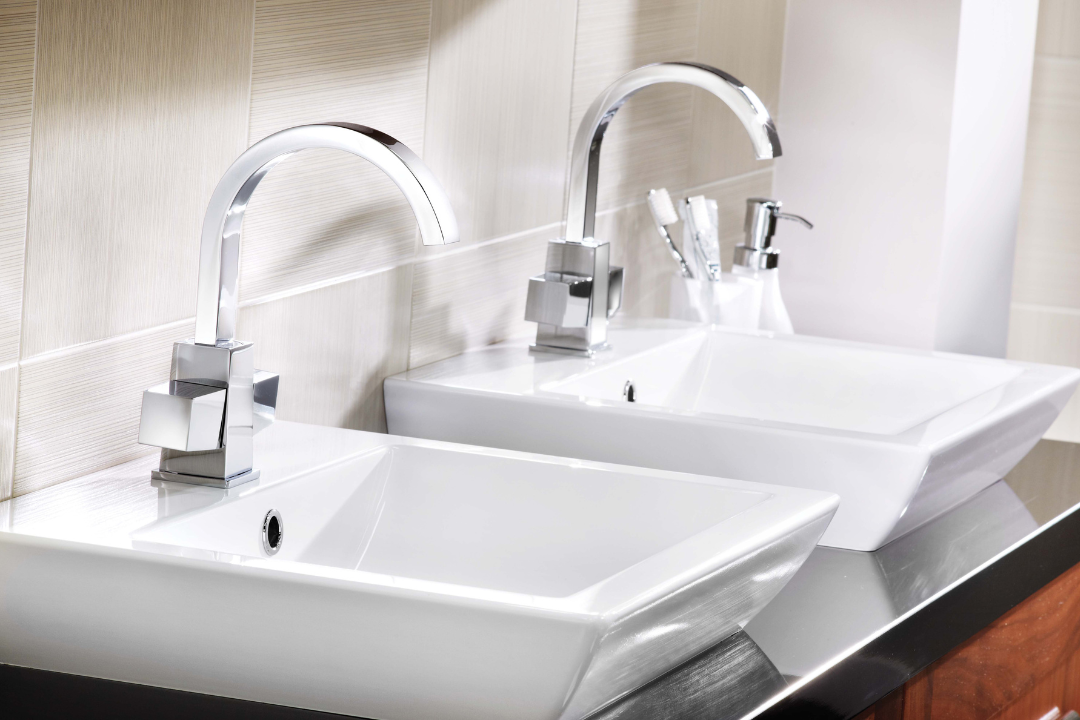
[13,321,192,497]
[0,364,19,501]
[0,1,36,367]
[21,0,253,359]
[605,168,773,318]
[241,0,431,303]
[689,0,786,186]
[238,265,413,434]
[421,0,577,251]
[1012,57,1080,309]
[571,0,699,215]
[409,227,554,369]
[1036,0,1080,58]
[1008,306,1080,442]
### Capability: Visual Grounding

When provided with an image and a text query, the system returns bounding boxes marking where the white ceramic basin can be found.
[385,319,1080,551]
[0,421,836,720]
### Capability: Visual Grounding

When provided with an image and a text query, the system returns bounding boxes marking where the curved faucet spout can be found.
[194,122,459,346]
[565,62,782,245]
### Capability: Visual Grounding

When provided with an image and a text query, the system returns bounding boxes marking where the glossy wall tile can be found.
[0,0,35,370]
[241,0,431,302]
[0,0,826,495]
[21,0,253,359]
[422,0,578,251]
[1009,0,1080,442]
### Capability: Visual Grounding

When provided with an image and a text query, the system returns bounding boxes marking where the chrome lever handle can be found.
[525,273,594,328]
[776,212,813,230]
[138,381,227,452]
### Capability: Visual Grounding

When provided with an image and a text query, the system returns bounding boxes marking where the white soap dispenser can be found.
[731,198,812,334]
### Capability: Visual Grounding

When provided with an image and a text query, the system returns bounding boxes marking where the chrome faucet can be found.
[138,123,459,487]
[524,62,783,355]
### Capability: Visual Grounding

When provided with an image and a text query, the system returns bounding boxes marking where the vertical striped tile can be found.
[570,0,699,214]
[1011,57,1080,309]
[1036,0,1080,58]
[0,364,19,500]
[408,227,554,369]
[238,265,413,434]
[422,0,578,250]
[21,0,253,358]
[1008,305,1080,442]
[0,0,36,367]
[13,321,192,497]
[689,0,787,186]
[241,0,432,303]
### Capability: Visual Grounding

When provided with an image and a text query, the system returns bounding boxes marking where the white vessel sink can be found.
[0,421,836,720]
[385,319,1080,551]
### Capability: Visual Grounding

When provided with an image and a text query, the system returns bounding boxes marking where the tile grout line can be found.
[16,166,774,372]
[1012,302,1080,318]
[19,316,194,368]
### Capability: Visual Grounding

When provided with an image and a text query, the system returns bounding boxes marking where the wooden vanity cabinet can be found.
[857,559,1080,720]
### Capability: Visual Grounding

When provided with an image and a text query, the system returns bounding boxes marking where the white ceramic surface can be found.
[385,319,1080,550]
[0,421,836,720]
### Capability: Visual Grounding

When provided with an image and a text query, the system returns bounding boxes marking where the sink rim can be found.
[4,425,839,621]
[392,320,1080,453]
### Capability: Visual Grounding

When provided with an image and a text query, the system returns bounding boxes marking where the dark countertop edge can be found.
[749,496,1080,719]
[0,663,356,720]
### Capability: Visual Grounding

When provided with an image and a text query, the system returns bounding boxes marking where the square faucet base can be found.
[150,468,260,489]
[529,342,610,358]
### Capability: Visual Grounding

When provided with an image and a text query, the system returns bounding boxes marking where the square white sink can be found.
[385,319,1080,551]
[0,421,836,720]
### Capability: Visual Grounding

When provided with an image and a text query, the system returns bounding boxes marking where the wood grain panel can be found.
[0,364,19,501]
[13,320,192,497]
[21,0,253,359]
[993,661,1068,720]
[1037,0,1080,58]
[408,226,553,369]
[570,0,698,214]
[689,0,786,186]
[238,265,413,434]
[1007,305,1080,443]
[926,560,1080,719]
[240,0,431,303]
[421,0,577,251]
[0,0,36,367]
[1012,57,1080,309]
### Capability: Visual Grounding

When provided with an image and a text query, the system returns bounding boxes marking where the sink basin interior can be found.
[135,445,772,598]
[544,331,1024,435]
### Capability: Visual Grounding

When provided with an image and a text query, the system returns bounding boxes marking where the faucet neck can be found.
[564,62,782,245]
[193,123,458,346]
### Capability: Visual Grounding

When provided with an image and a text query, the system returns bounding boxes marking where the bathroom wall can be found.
[1008,0,1080,443]
[0,0,786,499]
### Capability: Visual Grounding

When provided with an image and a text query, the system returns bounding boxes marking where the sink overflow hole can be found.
[623,380,636,403]
[262,509,283,556]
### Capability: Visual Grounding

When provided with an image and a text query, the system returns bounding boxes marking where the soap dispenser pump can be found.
[732,197,812,334]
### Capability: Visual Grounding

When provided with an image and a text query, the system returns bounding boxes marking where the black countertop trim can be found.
[0,663,357,720]
[753,499,1080,719]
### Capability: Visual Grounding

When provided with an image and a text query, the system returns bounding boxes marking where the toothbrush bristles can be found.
[688,195,712,236]
[647,188,679,227]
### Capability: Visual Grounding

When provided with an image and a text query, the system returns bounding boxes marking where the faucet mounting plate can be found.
[150,468,261,489]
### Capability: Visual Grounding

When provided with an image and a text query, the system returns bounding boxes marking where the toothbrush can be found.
[685,195,722,281]
[646,188,693,278]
